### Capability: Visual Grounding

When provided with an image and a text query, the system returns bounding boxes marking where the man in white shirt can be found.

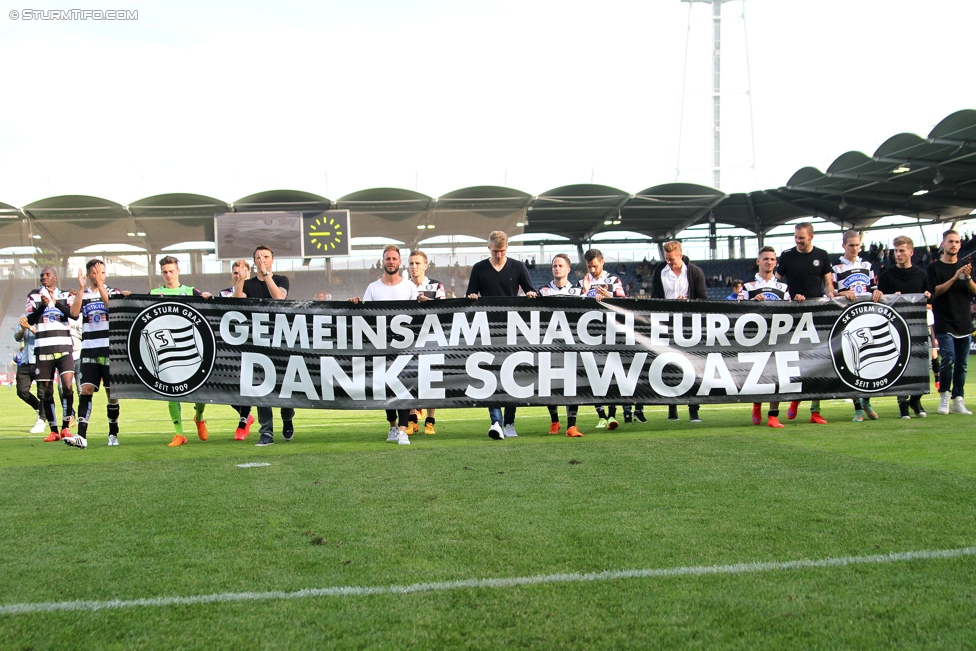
[352,245,419,445]
[651,241,707,422]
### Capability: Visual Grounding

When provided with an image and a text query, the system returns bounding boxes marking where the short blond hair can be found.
[842,230,860,245]
[892,235,914,249]
[409,250,428,263]
[488,231,508,248]
[663,241,682,254]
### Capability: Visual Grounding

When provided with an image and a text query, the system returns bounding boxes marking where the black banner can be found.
[109,295,930,409]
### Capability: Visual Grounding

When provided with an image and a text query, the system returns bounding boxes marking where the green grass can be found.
[2,388,976,649]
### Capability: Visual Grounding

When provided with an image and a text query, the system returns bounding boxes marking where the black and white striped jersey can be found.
[832,257,876,296]
[413,278,446,300]
[75,286,124,358]
[577,271,626,298]
[739,275,791,301]
[24,287,74,356]
[539,281,586,297]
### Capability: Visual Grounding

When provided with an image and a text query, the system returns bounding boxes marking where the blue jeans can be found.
[488,406,516,426]
[936,333,971,399]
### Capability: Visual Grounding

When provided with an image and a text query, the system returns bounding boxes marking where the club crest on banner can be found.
[830,302,911,392]
[126,302,216,397]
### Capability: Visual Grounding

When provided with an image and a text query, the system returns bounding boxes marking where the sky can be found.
[1,0,974,220]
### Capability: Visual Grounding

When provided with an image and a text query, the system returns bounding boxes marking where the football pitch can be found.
[1,388,975,649]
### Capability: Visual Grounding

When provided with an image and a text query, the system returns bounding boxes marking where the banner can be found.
[109,295,930,409]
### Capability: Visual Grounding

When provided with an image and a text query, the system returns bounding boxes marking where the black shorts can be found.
[35,354,74,383]
[79,358,111,391]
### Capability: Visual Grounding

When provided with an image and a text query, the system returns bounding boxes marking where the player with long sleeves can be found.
[466,230,537,440]
[151,256,211,446]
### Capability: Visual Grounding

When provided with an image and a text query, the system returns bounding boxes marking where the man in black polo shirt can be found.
[877,235,931,418]
[927,229,976,416]
[466,230,537,440]
[233,246,295,446]
[775,222,835,425]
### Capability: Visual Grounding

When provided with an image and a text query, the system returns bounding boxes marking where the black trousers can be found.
[16,364,40,413]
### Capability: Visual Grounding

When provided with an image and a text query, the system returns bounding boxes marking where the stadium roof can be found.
[2,109,974,257]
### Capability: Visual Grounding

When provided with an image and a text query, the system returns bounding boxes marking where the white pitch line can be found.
[2,546,974,616]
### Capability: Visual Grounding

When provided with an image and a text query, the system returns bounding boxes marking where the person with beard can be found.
[350,244,419,446]
[776,222,835,425]
[579,248,641,428]
[234,246,294,446]
[877,235,931,418]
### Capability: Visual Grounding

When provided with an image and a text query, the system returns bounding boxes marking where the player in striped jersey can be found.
[220,259,255,440]
[406,250,445,434]
[24,267,76,442]
[739,247,792,428]
[62,259,130,449]
[151,256,212,447]
[833,231,885,422]
[578,249,643,428]
[540,254,584,437]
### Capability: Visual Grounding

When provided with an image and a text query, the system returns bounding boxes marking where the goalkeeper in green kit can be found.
[150,256,212,447]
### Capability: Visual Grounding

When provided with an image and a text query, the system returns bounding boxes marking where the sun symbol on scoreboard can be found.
[306,215,343,252]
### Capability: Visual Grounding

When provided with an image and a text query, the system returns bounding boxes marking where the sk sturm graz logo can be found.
[127,302,216,397]
[830,302,911,393]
